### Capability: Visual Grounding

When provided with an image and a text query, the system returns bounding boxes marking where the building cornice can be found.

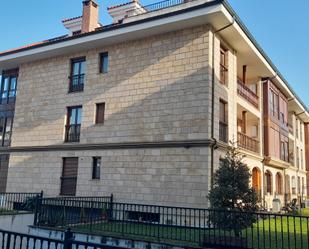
[0,139,215,153]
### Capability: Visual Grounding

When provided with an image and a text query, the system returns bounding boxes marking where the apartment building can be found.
[0,0,308,209]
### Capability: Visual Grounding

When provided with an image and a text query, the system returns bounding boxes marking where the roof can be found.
[62,16,82,23]
[0,35,69,57]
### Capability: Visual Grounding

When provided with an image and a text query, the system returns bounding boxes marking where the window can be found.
[280,141,285,161]
[275,173,283,195]
[95,103,105,124]
[92,157,101,180]
[298,176,301,194]
[100,52,109,74]
[219,46,228,85]
[297,147,300,168]
[269,91,274,115]
[0,116,13,147]
[265,170,272,194]
[301,149,304,169]
[291,176,296,194]
[302,177,305,195]
[280,140,288,162]
[219,100,228,142]
[296,119,299,138]
[65,106,82,142]
[69,57,85,93]
[72,30,81,36]
[300,122,303,141]
[274,93,279,118]
[0,75,17,104]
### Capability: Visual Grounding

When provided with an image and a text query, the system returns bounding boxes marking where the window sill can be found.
[90,179,100,181]
[68,90,84,94]
[94,123,105,126]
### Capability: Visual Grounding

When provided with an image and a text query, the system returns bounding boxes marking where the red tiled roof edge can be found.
[62,16,82,23]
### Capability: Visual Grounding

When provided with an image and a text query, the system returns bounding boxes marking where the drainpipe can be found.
[210,18,235,188]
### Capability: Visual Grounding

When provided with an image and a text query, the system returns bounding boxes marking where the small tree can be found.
[208,144,258,236]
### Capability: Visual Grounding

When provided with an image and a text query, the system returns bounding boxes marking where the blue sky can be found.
[0,0,308,106]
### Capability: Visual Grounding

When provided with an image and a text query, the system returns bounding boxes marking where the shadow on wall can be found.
[11,25,212,146]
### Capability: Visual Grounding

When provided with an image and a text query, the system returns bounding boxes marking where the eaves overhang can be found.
[0,0,224,69]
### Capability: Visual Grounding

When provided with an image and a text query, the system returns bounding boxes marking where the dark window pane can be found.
[0,118,4,144]
[2,77,9,99]
[69,109,76,125]
[92,157,101,180]
[3,117,12,146]
[80,61,85,75]
[9,77,17,97]
[96,103,105,124]
[100,52,109,74]
[73,62,80,76]
[76,108,82,124]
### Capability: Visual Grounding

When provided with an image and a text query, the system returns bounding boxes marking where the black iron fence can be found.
[0,192,43,213]
[0,228,124,249]
[34,197,309,249]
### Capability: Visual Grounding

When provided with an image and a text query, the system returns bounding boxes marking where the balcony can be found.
[65,124,81,142]
[237,78,259,108]
[69,74,84,93]
[237,132,259,153]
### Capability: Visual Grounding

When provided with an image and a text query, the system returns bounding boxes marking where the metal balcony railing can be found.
[65,124,81,142]
[237,78,259,108]
[69,74,84,93]
[237,132,259,153]
[126,0,195,17]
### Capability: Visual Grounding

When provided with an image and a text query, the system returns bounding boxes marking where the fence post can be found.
[33,193,41,226]
[63,228,73,249]
[90,200,93,232]
[5,233,11,249]
[109,194,114,220]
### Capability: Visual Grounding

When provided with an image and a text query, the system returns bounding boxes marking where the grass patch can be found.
[67,216,309,249]
[298,208,309,216]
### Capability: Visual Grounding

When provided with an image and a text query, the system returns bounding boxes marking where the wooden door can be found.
[60,157,78,196]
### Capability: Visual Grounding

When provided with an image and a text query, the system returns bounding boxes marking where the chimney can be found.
[81,0,99,33]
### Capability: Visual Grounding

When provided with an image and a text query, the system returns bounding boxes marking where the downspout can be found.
[210,18,235,188]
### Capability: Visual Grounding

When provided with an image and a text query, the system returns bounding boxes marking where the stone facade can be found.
[7,25,213,208]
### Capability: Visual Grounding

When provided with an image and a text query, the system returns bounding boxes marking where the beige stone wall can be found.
[6,25,213,207]
[6,147,210,207]
[12,25,211,147]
